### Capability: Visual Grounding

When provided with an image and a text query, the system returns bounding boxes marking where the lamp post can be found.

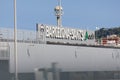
[14,0,19,80]
[54,0,63,27]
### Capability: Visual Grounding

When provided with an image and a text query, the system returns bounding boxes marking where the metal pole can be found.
[14,0,19,80]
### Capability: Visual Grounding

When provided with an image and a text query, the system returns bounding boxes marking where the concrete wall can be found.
[0,42,120,80]
[8,42,120,73]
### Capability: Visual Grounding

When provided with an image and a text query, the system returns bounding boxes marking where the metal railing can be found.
[0,28,40,43]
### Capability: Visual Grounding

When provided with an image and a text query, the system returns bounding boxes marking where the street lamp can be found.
[54,0,63,27]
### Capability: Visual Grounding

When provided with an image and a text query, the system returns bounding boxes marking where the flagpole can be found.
[14,0,19,80]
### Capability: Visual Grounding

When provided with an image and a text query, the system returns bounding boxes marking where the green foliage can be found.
[95,27,120,39]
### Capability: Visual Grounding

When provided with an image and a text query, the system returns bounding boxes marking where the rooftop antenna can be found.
[54,0,63,27]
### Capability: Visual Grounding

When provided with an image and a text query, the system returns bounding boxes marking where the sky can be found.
[0,0,120,31]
